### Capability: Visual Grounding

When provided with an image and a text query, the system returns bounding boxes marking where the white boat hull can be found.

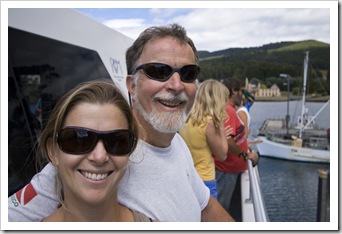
[256,136,330,163]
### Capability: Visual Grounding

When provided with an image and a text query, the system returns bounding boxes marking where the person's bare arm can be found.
[228,136,259,166]
[201,196,235,222]
[227,137,243,155]
[206,120,229,161]
[237,111,249,137]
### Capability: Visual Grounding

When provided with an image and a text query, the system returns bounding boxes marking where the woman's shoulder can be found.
[131,210,153,222]
[40,209,63,222]
[237,106,248,113]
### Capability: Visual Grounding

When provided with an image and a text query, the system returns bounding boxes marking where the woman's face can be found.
[49,102,130,206]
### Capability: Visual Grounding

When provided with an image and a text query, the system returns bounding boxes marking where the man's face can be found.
[127,37,198,134]
[232,87,243,107]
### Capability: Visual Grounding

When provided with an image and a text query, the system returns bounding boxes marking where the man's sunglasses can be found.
[56,127,135,156]
[133,62,200,83]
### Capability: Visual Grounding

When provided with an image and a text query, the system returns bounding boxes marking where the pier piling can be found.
[316,169,330,222]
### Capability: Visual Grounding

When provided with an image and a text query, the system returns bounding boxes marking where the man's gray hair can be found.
[125,23,199,76]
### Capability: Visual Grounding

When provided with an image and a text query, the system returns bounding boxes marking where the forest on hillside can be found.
[198,40,330,95]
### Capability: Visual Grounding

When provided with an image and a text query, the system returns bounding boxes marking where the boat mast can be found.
[299,51,309,138]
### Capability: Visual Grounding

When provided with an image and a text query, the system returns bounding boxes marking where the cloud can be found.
[102,18,151,40]
[165,8,330,51]
[86,8,330,52]
[103,19,145,29]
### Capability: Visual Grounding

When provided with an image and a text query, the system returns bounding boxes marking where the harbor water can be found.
[249,101,330,222]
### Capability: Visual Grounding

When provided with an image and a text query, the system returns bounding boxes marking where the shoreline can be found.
[255,95,330,102]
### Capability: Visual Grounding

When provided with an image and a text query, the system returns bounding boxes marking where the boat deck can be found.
[258,119,329,150]
[259,119,328,137]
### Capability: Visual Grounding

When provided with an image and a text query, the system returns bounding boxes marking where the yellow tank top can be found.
[179,116,215,181]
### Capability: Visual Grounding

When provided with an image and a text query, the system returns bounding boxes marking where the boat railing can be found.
[246,159,269,222]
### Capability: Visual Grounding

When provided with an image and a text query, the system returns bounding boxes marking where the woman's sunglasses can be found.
[133,62,200,83]
[56,127,135,156]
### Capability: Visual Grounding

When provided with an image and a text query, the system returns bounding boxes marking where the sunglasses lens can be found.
[180,65,199,82]
[57,128,95,154]
[144,63,172,81]
[105,131,133,155]
[57,128,134,156]
[136,63,199,82]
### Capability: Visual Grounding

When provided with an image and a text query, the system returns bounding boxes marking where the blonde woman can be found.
[179,79,232,199]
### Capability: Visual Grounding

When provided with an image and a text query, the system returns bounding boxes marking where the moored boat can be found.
[256,135,329,163]
[255,52,330,163]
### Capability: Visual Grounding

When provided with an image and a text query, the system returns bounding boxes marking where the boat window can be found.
[8,27,112,196]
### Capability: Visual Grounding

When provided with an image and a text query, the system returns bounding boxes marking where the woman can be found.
[236,89,256,149]
[179,79,232,199]
[39,79,152,221]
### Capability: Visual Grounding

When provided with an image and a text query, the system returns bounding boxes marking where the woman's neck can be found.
[56,203,133,222]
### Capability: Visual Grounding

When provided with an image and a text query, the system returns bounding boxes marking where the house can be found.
[255,83,281,97]
[245,78,281,97]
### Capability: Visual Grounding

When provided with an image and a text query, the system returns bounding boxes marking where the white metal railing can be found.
[246,159,269,222]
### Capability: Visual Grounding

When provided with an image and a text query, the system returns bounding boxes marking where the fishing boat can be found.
[255,51,330,163]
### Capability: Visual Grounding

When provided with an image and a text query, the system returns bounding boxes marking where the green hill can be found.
[270,40,329,52]
[198,40,330,95]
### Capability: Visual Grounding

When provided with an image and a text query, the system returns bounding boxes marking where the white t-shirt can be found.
[8,134,210,222]
[118,134,210,221]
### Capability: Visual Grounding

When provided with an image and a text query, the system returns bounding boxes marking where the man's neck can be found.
[228,99,236,108]
[134,113,175,148]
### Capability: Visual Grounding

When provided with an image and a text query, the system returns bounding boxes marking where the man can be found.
[8,24,234,222]
[242,89,255,112]
[237,89,261,147]
[213,78,259,221]
[236,89,255,138]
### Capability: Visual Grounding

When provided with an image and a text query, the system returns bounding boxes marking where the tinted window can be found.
[8,27,112,195]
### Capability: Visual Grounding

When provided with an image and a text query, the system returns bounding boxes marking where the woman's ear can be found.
[46,138,59,166]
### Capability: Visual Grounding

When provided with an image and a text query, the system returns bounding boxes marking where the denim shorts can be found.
[203,180,218,199]
[215,169,239,211]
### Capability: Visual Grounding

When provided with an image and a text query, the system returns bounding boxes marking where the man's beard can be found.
[234,95,243,107]
[133,91,189,134]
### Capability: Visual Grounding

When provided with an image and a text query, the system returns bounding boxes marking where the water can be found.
[249,101,330,222]
[257,157,329,222]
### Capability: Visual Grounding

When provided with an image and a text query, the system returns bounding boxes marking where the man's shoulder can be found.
[174,133,189,148]
[226,103,237,113]
[225,104,239,121]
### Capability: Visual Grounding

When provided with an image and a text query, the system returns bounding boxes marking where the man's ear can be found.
[126,75,136,98]
[232,89,239,96]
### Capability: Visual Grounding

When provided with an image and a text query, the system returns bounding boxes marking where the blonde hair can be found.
[188,79,229,133]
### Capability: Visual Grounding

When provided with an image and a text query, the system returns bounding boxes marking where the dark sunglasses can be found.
[56,127,135,156]
[133,62,200,83]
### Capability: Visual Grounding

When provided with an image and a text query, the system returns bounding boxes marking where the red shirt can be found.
[214,103,248,173]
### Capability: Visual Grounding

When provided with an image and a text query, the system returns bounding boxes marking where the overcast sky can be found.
[75,6,331,52]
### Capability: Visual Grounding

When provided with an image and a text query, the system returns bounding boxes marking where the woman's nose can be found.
[87,141,109,165]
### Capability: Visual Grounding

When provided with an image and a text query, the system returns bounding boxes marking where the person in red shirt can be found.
[213,78,259,221]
